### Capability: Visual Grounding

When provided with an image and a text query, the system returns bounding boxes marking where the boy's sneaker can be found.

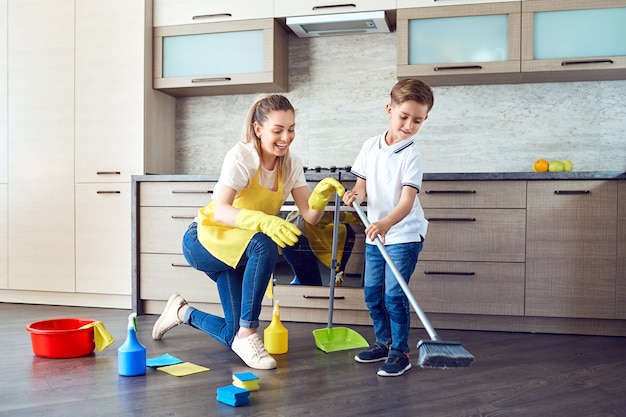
[354,342,389,363]
[377,350,411,377]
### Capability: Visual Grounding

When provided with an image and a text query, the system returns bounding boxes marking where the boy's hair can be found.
[390,79,434,112]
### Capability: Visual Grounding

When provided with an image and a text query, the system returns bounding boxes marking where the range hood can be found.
[286,11,390,38]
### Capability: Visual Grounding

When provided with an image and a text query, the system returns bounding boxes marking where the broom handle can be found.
[327,192,341,329]
[351,201,441,342]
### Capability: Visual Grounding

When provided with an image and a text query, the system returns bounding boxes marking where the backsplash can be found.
[176,32,626,175]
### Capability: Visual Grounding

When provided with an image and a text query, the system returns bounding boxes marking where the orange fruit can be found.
[532,159,549,172]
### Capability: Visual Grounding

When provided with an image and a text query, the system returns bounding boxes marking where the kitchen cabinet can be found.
[0,184,6,289]
[411,181,526,316]
[396,2,521,86]
[274,1,396,17]
[153,19,288,97]
[521,0,626,83]
[526,181,617,319]
[154,0,273,27]
[617,180,626,319]
[398,0,518,8]
[7,0,76,292]
[0,0,6,184]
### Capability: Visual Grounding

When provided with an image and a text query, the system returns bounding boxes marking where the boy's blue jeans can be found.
[181,222,277,348]
[363,241,422,354]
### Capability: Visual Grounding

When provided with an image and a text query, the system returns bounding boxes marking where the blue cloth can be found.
[182,222,277,348]
[363,241,422,354]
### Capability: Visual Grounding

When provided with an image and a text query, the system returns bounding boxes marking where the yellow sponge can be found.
[232,372,260,391]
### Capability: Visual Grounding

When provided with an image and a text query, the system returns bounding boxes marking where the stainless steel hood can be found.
[286,10,390,38]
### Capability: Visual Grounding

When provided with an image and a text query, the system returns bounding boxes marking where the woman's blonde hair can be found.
[242,94,296,173]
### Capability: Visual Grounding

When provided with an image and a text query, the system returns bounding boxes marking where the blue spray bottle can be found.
[118,312,146,376]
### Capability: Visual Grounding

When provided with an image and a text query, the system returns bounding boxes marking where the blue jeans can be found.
[363,241,422,354]
[181,223,277,348]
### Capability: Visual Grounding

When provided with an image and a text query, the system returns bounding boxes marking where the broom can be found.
[351,201,475,369]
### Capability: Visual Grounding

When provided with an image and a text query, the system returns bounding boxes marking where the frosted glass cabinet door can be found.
[521,0,626,82]
[397,2,521,86]
[154,18,288,97]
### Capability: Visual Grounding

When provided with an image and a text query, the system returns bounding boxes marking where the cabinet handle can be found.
[191,77,232,83]
[171,263,191,268]
[426,217,476,222]
[434,65,482,71]
[312,4,356,10]
[554,190,591,195]
[171,190,213,194]
[425,190,476,194]
[96,190,121,194]
[303,295,345,300]
[561,59,613,67]
[97,171,121,175]
[171,215,196,219]
[192,13,232,20]
[424,271,475,276]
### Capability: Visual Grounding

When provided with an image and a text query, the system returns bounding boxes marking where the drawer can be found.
[140,206,200,254]
[421,208,526,262]
[139,181,216,207]
[411,261,525,316]
[273,285,366,311]
[420,181,526,209]
[140,253,220,303]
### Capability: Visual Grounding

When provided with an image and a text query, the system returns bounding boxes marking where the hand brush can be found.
[351,201,475,369]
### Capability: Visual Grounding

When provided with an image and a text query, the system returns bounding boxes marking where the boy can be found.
[342,79,433,377]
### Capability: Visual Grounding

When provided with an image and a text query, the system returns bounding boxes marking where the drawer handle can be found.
[96,171,121,175]
[171,190,213,194]
[171,215,196,219]
[192,13,232,20]
[426,218,476,222]
[434,65,482,71]
[424,190,476,194]
[96,190,121,194]
[424,271,475,276]
[303,295,345,300]
[192,77,231,83]
[171,263,191,268]
[312,4,356,10]
[554,190,591,195]
[561,59,613,67]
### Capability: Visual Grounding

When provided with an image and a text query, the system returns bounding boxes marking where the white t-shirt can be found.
[351,132,428,244]
[213,141,307,201]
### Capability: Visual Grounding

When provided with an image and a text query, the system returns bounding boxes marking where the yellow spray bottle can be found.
[264,300,288,354]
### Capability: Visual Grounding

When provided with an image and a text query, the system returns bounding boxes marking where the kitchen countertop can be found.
[133,171,626,182]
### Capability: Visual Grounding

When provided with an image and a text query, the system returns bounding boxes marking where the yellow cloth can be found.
[197,168,285,268]
[157,362,210,377]
[79,321,115,352]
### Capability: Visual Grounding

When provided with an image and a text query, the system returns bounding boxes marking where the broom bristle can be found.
[417,340,475,369]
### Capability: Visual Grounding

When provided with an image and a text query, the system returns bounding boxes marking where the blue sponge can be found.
[216,385,250,407]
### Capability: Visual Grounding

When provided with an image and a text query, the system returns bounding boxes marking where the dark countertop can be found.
[133,171,625,182]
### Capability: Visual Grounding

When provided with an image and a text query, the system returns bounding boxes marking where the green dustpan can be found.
[313,193,369,353]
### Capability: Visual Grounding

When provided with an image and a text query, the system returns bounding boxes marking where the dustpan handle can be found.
[326,192,342,329]
[351,201,441,342]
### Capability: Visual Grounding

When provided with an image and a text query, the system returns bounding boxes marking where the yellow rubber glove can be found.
[308,177,345,211]
[236,209,302,248]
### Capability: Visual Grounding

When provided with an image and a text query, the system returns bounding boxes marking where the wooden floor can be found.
[2,302,626,417]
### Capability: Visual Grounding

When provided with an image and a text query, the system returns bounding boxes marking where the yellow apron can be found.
[197,168,284,268]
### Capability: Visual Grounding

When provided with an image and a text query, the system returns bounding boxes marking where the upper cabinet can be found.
[397,2,521,86]
[398,0,516,8]
[520,0,626,83]
[153,0,273,27]
[275,1,396,17]
[153,18,288,97]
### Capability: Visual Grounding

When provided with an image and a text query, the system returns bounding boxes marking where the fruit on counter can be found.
[532,159,549,172]
[562,160,573,172]
[548,160,564,172]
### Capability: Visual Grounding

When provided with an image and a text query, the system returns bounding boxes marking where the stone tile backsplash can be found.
[176,32,626,175]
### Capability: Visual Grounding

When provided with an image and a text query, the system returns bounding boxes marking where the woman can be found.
[152,94,344,369]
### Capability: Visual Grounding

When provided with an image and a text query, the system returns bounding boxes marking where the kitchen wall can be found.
[176,32,626,175]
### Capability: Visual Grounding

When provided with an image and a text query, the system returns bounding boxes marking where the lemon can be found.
[562,160,573,172]
[548,160,564,172]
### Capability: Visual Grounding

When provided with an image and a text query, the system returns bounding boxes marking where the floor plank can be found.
[2,302,626,417]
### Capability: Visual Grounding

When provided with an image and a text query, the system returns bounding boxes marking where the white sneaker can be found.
[231,333,277,370]
[152,293,187,340]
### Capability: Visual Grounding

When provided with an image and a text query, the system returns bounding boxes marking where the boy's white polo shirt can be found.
[351,131,428,245]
